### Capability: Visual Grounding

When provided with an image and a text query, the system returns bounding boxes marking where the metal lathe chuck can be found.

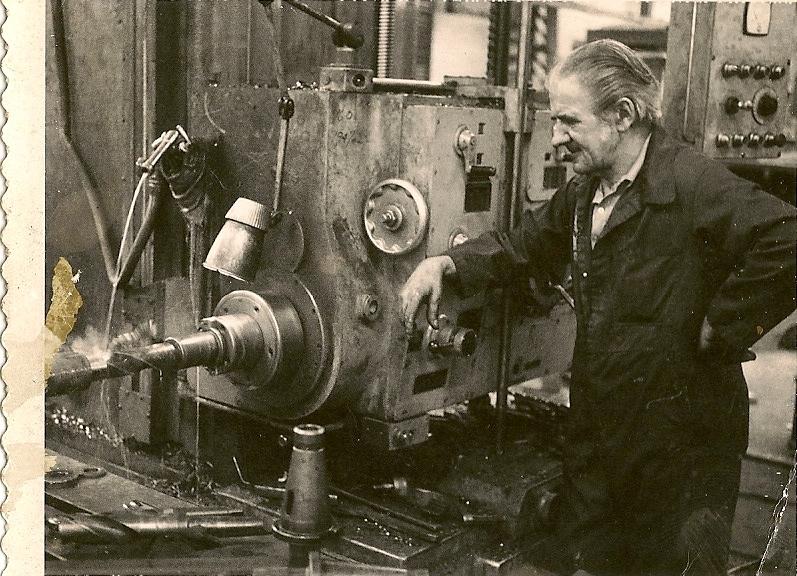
[110,289,305,391]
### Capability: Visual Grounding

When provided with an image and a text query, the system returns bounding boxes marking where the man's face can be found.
[549,74,619,177]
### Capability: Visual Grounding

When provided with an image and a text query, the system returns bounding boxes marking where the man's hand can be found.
[698,317,757,363]
[698,317,717,354]
[399,255,457,334]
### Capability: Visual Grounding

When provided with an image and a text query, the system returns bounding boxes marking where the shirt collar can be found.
[594,132,653,202]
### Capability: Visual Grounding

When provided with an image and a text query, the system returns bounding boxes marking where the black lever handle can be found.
[258,0,364,49]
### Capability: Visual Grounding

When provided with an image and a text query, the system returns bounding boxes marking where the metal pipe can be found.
[682,2,698,143]
[50,0,117,281]
[372,77,457,95]
[497,2,532,454]
[114,173,167,290]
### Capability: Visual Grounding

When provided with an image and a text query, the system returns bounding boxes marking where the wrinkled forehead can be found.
[547,72,599,117]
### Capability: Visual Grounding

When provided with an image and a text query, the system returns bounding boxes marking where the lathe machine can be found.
[45,2,575,574]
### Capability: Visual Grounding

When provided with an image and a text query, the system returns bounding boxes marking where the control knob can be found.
[753,64,771,79]
[423,315,477,358]
[770,65,786,80]
[724,97,753,114]
[731,134,746,147]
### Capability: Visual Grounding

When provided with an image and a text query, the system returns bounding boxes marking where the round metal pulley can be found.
[363,179,429,255]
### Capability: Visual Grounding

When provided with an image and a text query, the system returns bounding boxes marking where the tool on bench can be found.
[45,466,107,488]
[46,506,270,544]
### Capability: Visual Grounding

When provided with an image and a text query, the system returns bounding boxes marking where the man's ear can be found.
[613,98,638,132]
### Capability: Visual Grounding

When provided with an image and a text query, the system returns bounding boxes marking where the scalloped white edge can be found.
[1,2,46,575]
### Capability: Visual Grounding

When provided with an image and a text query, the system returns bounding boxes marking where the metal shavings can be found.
[46,406,124,447]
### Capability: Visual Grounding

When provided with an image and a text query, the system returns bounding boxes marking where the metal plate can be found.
[260,210,305,273]
[199,272,329,419]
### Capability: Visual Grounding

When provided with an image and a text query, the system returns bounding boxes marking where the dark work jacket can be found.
[447,127,796,558]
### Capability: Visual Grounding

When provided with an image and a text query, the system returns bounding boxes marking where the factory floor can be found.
[729,312,796,575]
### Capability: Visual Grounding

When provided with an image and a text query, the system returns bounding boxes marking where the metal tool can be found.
[47,507,269,544]
[550,282,576,310]
[45,466,106,488]
[371,476,499,524]
[136,126,191,173]
[332,486,444,533]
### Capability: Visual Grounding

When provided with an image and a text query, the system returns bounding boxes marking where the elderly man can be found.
[399,40,796,575]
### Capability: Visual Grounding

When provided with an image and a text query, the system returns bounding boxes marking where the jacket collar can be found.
[637,125,679,205]
[574,125,679,207]
[576,126,680,245]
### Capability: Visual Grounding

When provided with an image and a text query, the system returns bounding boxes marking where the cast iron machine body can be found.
[178,72,575,449]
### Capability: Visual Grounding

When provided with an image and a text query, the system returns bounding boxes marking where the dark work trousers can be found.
[546,447,742,576]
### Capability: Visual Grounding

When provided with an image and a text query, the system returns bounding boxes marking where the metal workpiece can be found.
[47,509,271,544]
[46,352,116,396]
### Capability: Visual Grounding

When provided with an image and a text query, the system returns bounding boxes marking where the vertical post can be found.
[496,2,532,454]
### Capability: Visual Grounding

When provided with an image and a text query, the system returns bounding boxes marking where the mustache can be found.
[554,145,577,163]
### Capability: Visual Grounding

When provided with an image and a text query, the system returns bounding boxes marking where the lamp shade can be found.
[203,198,270,282]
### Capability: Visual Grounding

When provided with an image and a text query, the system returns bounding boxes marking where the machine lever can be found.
[258,0,364,49]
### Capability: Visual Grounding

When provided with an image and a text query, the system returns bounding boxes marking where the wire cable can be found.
[103,172,149,344]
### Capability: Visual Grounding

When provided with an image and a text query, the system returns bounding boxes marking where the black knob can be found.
[738,64,752,79]
[747,133,761,147]
[770,66,786,80]
[774,133,787,147]
[715,134,730,147]
[724,97,742,114]
[762,133,776,147]
[731,134,746,147]
[753,65,771,79]
[721,64,739,78]
[756,93,778,117]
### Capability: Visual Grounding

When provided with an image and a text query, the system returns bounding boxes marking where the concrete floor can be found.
[730,312,796,575]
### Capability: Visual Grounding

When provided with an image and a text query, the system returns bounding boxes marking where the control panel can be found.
[663,2,796,160]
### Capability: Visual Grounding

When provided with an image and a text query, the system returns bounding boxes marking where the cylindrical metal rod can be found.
[376,0,396,78]
[46,352,122,396]
[263,0,364,49]
[115,174,167,290]
[48,512,270,543]
[372,77,457,95]
[497,2,532,454]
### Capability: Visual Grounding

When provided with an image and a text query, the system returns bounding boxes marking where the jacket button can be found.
[582,272,588,278]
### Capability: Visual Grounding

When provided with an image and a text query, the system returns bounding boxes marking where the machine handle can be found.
[258,0,364,49]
